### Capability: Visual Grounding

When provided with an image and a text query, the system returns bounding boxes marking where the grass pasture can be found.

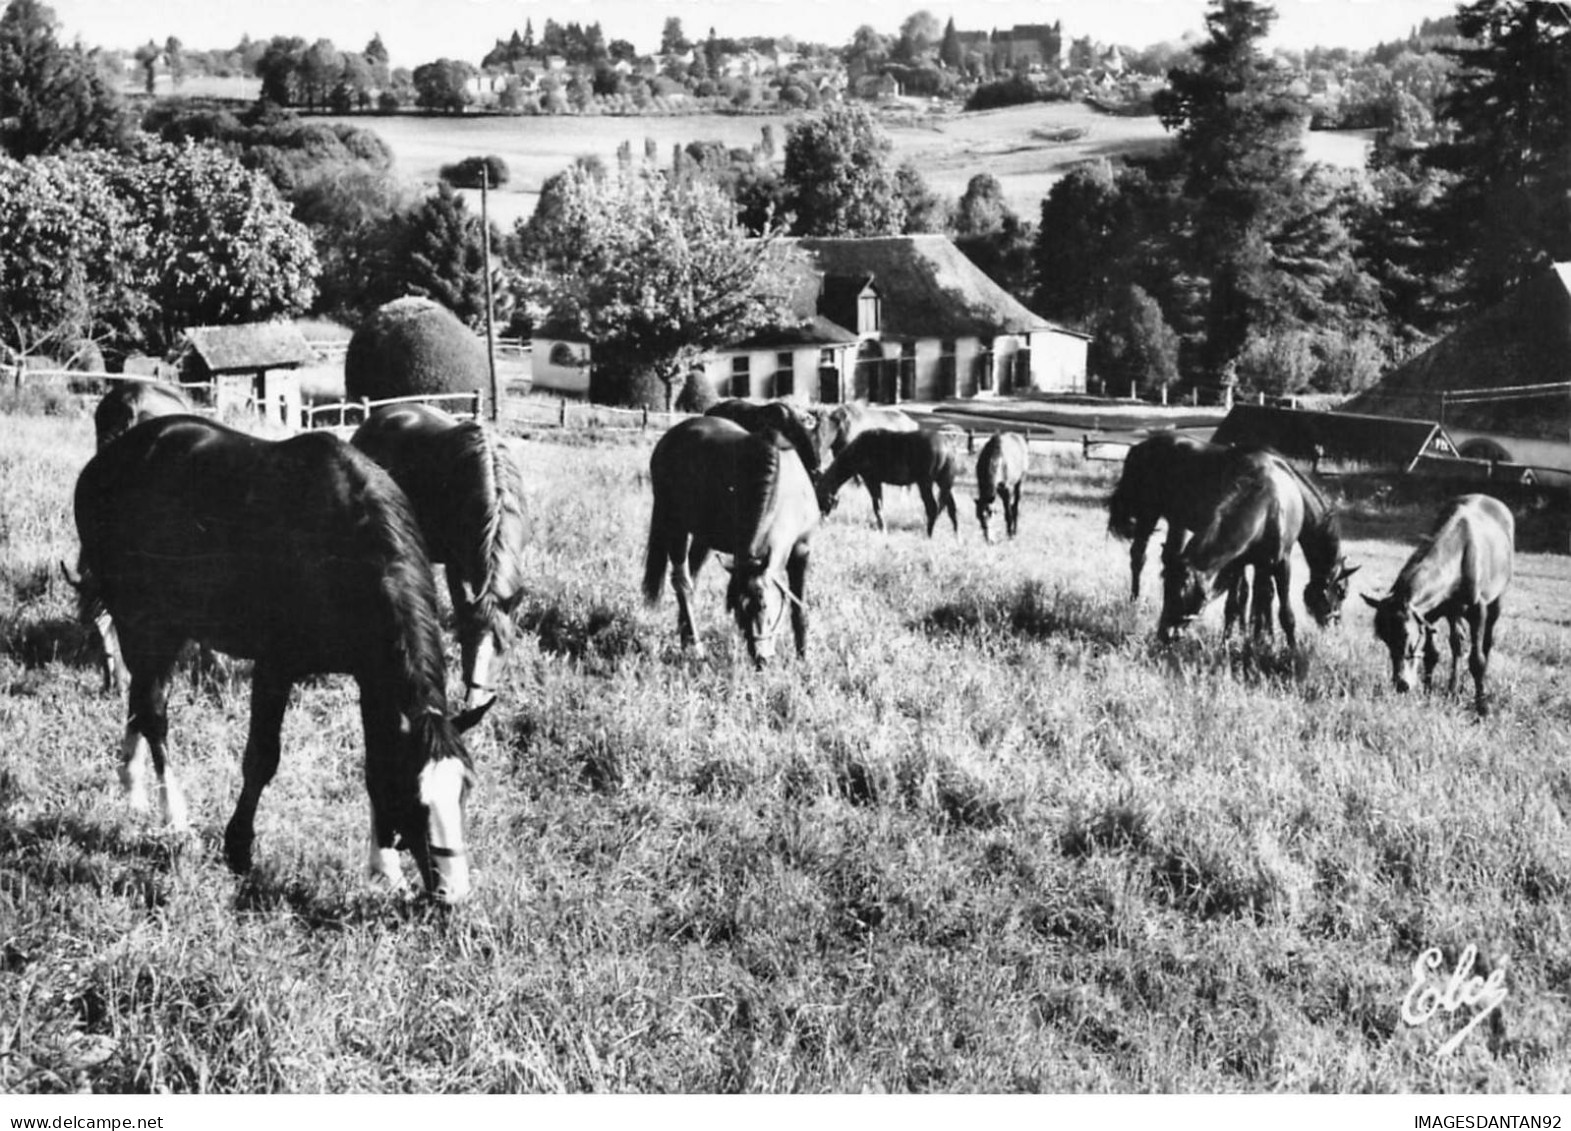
[3,406,1570,1093]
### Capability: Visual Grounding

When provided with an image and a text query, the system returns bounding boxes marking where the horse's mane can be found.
[445,423,529,636]
[742,434,783,559]
[339,444,452,722]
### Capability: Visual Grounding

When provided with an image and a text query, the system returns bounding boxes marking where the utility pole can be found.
[481,163,499,422]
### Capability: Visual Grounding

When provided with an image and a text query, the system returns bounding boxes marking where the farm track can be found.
[3,408,1569,1093]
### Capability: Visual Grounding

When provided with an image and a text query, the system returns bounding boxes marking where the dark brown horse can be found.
[74,415,487,902]
[94,379,193,449]
[1162,456,1308,648]
[1109,431,1357,627]
[1362,494,1514,715]
[705,398,822,482]
[816,428,962,536]
[644,416,819,665]
[64,380,199,693]
[975,431,1028,543]
[352,403,531,710]
[813,402,918,466]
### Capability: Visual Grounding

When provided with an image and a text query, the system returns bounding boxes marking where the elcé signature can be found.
[1401,944,1508,1056]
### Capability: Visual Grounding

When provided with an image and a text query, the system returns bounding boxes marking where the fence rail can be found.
[499,396,684,434]
[299,391,484,433]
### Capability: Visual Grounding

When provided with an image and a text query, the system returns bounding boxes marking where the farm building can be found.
[177,323,317,428]
[531,234,1090,405]
[1342,262,1571,466]
[1210,404,1461,473]
[704,235,1089,404]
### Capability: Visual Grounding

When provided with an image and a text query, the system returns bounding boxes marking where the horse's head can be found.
[815,479,840,519]
[1362,591,1432,694]
[1159,560,1211,639]
[1106,485,1145,541]
[725,558,792,666]
[401,704,489,903]
[975,492,998,544]
[1305,562,1359,628]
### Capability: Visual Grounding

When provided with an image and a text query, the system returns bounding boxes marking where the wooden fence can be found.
[299,391,484,435]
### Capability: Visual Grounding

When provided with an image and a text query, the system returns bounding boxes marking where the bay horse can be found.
[814,402,918,467]
[74,415,488,902]
[352,403,531,711]
[1361,494,1514,715]
[975,431,1028,543]
[705,398,822,482]
[1109,431,1357,627]
[1162,455,1308,648]
[644,416,818,665]
[817,427,962,537]
[64,380,198,694]
[94,379,193,449]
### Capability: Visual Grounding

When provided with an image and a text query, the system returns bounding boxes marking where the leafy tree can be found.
[412,58,473,113]
[0,152,146,357]
[254,36,307,106]
[954,172,1015,237]
[1420,0,1571,317]
[0,0,131,158]
[164,35,184,85]
[509,164,798,410]
[439,154,509,190]
[1094,284,1181,393]
[134,39,158,94]
[291,163,412,323]
[895,10,941,64]
[896,161,948,233]
[390,183,499,327]
[660,18,688,55]
[939,18,963,69]
[93,140,318,349]
[781,103,906,236]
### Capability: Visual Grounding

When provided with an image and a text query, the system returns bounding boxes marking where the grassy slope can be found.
[3,407,1569,1093]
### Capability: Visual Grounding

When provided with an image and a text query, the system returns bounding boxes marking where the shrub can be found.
[344,296,487,402]
[439,155,510,190]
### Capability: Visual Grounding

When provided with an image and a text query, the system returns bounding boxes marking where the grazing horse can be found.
[64,381,199,694]
[94,379,193,449]
[814,402,919,467]
[74,415,487,902]
[1362,494,1514,715]
[705,398,822,482]
[1163,456,1308,648]
[1109,431,1357,625]
[643,416,819,665]
[816,428,962,537]
[352,403,531,710]
[975,431,1028,543]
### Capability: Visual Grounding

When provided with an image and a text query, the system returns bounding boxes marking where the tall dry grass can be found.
[2,409,1569,1092]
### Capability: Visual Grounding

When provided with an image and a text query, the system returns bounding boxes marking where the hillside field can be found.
[317,103,1374,232]
[2,404,1569,1093]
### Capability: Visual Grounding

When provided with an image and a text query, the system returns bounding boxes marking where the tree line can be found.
[0,0,1565,410]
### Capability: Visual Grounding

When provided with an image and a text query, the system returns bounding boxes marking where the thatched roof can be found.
[795,235,1086,342]
[1342,263,1571,441]
[182,323,316,374]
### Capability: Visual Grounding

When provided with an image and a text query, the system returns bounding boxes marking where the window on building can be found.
[775,352,794,398]
[939,339,957,398]
[730,355,751,398]
[858,291,881,335]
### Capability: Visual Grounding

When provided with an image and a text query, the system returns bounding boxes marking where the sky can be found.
[51,0,1463,64]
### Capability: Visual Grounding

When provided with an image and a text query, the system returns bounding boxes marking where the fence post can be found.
[642,406,649,430]
[967,429,974,454]
[559,398,567,428]
[1161,385,1169,407]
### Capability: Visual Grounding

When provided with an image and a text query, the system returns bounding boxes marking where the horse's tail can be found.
[642,495,669,606]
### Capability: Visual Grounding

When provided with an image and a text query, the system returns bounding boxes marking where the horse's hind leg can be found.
[866,481,886,532]
[357,686,407,890]
[672,540,707,655]
[1447,614,1466,696]
[1129,515,1158,601]
[1272,561,1297,650]
[223,663,291,874]
[121,651,188,830]
[1467,604,1493,714]
[941,479,959,537]
[1006,484,1022,538]
[1223,570,1249,638]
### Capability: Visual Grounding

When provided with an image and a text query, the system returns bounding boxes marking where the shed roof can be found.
[183,323,316,373]
[1341,262,1571,441]
[1211,404,1458,471]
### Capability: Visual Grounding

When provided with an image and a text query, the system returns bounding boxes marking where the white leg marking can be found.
[365,808,408,890]
[420,759,471,903]
[119,729,150,812]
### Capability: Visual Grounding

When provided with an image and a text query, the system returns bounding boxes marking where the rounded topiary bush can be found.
[345,297,487,402]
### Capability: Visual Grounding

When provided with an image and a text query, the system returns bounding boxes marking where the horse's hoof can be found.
[223,827,254,875]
